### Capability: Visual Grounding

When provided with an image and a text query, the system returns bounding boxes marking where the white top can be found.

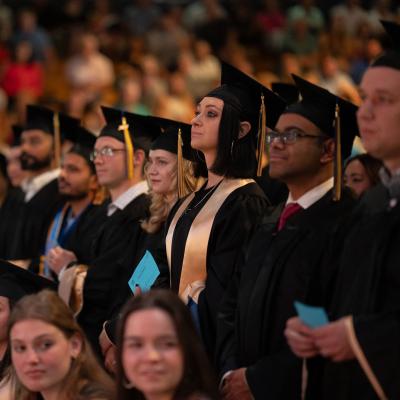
[107,180,149,217]
[286,177,334,209]
[22,169,60,202]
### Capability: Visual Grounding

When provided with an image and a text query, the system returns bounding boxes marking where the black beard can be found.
[20,152,52,171]
[60,191,90,202]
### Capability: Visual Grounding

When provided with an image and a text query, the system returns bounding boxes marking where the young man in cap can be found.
[285,20,400,400]
[217,76,358,399]
[69,107,161,354]
[35,118,104,278]
[12,105,64,261]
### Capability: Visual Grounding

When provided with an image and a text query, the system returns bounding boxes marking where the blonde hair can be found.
[141,159,198,234]
[8,290,115,400]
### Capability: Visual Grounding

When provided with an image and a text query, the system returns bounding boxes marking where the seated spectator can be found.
[344,153,383,198]
[116,290,218,400]
[9,290,115,400]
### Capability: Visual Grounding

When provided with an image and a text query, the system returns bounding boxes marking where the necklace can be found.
[184,180,223,214]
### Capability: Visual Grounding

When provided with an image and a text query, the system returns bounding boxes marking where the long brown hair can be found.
[116,290,219,400]
[8,290,115,400]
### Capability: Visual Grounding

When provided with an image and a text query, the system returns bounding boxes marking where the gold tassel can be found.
[118,116,134,179]
[177,128,185,198]
[53,112,61,168]
[333,102,342,202]
[256,93,266,177]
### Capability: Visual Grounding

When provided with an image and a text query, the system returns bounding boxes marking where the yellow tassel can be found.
[256,93,266,177]
[177,128,185,198]
[118,116,134,179]
[53,112,61,168]
[333,102,342,201]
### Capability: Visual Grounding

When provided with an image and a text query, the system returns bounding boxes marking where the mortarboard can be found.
[285,74,359,200]
[99,107,163,179]
[371,20,400,70]
[271,82,300,104]
[206,61,287,175]
[150,116,193,198]
[0,259,56,302]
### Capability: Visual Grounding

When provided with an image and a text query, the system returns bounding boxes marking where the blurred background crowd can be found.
[0,0,398,147]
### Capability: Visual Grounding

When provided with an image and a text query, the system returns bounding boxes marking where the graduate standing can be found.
[217,76,359,400]
[165,62,285,358]
[285,20,400,400]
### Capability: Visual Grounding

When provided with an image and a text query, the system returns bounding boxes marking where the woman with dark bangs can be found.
[165,62,286,357]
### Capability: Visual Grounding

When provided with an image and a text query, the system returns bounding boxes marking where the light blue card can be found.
[294,301,329,328]
[128,251,160,293]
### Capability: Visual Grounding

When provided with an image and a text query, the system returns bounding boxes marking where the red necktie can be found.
[277,203,303,231]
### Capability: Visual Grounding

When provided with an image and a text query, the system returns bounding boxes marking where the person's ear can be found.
[238,121,251,139]
[320,138,335,164]
[134,149,146,167]
[70,333,83,359]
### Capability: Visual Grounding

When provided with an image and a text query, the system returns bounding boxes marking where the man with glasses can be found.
[65,106,161,355]
[285,20,400,399]
[216,75,358,399]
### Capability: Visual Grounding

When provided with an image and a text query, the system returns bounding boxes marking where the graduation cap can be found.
[24,105,63,167]
[150,116,193,198]
[99,107,163,179]
[285,74,359,201]
[271,82,300,104]
[206,61,287,176]
[371,20,400,70]
[0,259,56,302]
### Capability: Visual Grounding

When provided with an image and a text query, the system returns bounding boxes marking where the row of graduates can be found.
[2,19,400,399]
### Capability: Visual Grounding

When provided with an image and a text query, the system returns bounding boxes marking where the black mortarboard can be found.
[99,107,163,179]
[150,116,193,161]
[206,61,287,175]
[0,259,56,302]
[100,107,161,152]
[371,20,400,70]
[271,82,300,104]
[11,125,23,147]
[24,105,54,135]
[286,75,359,159]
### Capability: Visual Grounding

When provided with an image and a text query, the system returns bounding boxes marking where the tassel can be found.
[256,93,266,177]
[333,102,342,202]
[92,186,108,205]
[177,128,185,198]
[118,116,134,179]
[53,112,61,168]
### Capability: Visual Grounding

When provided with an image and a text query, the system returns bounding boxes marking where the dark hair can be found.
[208,96,257,179]
[8,290,115,400]
[67,144,96,174]
[345,153,382,186]
[116,290,219,400]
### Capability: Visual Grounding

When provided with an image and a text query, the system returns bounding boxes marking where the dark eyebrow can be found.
[196,103,223,111]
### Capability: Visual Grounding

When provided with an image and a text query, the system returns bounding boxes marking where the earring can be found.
[230,140,235,157]
[123,378,135,389]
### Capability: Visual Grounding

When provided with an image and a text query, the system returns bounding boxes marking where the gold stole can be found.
[166,178,254,303]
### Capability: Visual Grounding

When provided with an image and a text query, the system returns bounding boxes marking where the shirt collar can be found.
[107,180,148,217]
[23,169,60,202]
[286,177,334,209]
[379,166,400,201]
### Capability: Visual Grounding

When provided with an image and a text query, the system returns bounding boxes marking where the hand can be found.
[311,317,355,362]
[104,344,117,375]
[285,317,319,358]
[99,326,113,356]
[134,285,142,297]
[47,246,77,275]
[221,368,253,400]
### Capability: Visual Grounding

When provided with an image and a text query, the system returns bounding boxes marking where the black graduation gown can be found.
[0,187,25,259]
[306,184,400,400]
[14,178,64,260]
[77,194,149,355]
[105,224,171,344]
[255,166,289,206]
[167,182,269,358]
[216,189,356,399]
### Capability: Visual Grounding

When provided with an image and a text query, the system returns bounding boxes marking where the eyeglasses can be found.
[90,147,126,161]
[266,130,325,145]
